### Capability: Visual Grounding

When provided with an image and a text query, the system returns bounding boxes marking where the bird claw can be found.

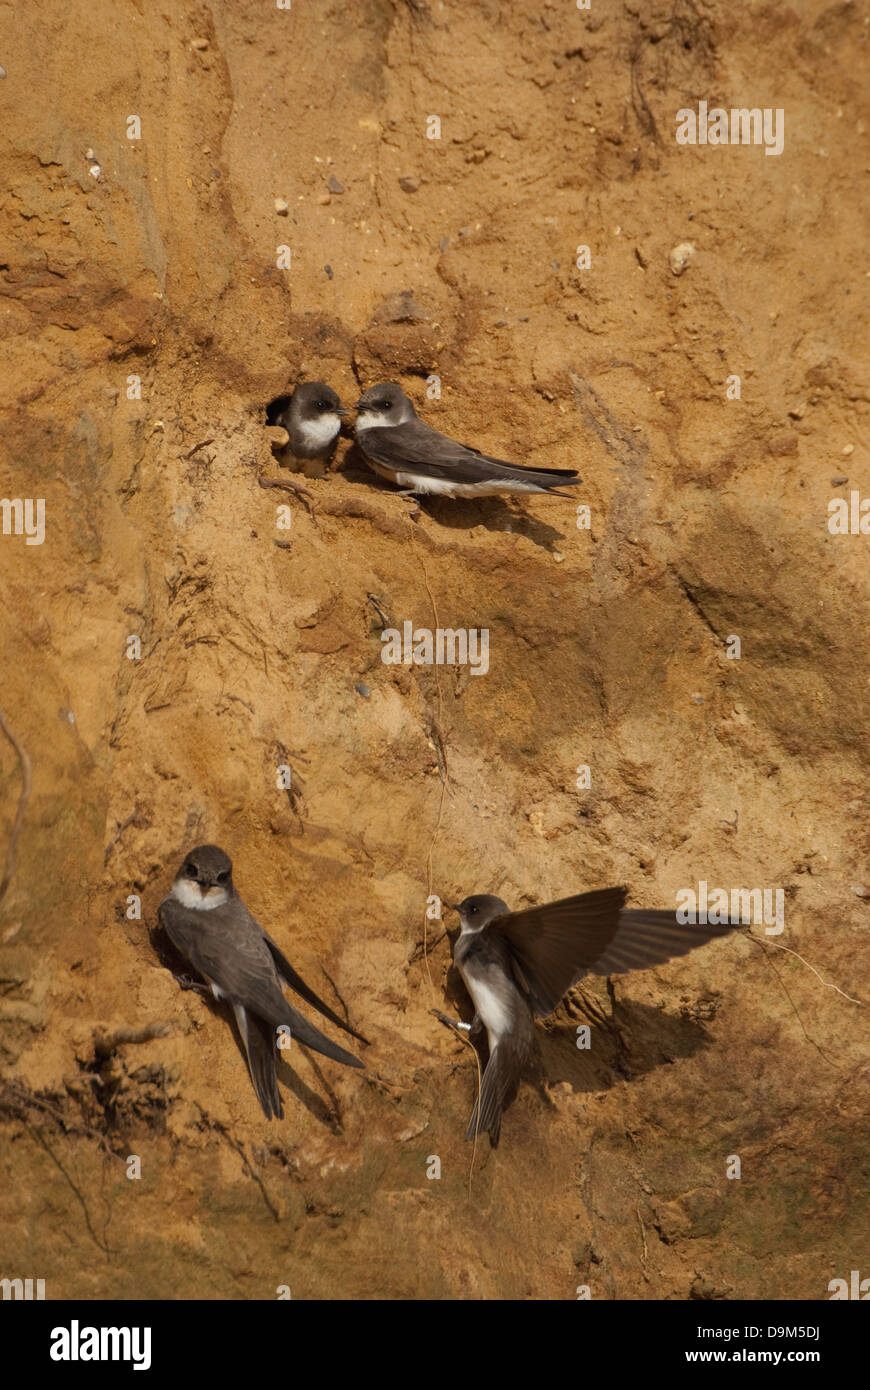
[173,973,210,996]
[431,1009,471,1035]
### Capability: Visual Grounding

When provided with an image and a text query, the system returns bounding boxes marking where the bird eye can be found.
[378,400,393,410]
[315,400,329,410]
[185,863,197,878]
[470,905,479,916]
[216,870,229,884]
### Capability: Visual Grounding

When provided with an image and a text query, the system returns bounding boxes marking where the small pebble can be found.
[191,37,209,50]
[831,477,848,486]
[89,165,102,179]
[327,175,345,194]
[317,192,331,205]
[851,884,870,899]
[324,265,333,279]
[0,66,6,79]
[842,444,854,456]
[398,175,419,193]
[274,197,289,215]
[668,241,696,276]
[354,683,371,698]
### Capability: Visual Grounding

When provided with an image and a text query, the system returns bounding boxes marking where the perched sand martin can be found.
[158,844,365,1119]
[354,382,582,497]
[440,887,736,1146]
[267,381,346,478]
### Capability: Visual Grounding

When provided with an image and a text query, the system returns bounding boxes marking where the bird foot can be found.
[173,973,210,996]
[431,1009,471,1035]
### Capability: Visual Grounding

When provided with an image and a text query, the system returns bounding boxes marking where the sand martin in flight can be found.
[267,381,346,477]
[438,887,736,1146]
[158,844,365,1119]
[354,382,581,497]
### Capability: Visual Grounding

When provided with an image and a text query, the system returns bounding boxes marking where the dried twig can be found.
[183,438,214,459]
[419,553,449,989]
[257,472,316,518]
[745,935,843,1068]
[24,1121,112,1253]
[760,938,864,1005]
[431,1010,482,1198]
[0,704,32,908]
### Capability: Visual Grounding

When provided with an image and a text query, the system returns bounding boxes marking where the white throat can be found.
[172,879,229,911]
[298,414,340,448]
[356,402,415,431]
[356,411,398,432]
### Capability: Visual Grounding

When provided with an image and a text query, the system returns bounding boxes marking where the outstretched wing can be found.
[490,889,735,1017]
[579,907,735,979]
[488,888,627,1015]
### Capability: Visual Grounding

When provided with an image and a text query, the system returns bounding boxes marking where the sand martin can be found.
[267,381,346,477]
[158,844,365,1119]
[354,382,582,497]
[439,887,736,1146]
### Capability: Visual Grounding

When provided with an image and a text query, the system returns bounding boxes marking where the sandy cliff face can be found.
[0,0,868,1300]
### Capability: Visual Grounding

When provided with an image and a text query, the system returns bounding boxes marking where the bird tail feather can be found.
[233,1002,284,1120]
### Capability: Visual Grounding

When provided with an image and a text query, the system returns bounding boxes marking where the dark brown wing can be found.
[361,417,579,485]
[488,888,627,1015]
[158,896,364,1069]
[490,889,735,1017]
[261,930,368,1045]
[581,908,734,978]
[159,895,288,1022]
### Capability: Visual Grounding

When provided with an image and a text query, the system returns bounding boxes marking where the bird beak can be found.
[444,901,459,913]
[354,399,365,410]
[336,407,349,416]
[198,882,209,897]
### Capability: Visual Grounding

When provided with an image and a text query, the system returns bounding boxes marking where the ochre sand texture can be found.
[0,1,868,1299]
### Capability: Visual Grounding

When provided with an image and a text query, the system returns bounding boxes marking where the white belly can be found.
[460,964,512,1048]
[363,455,544,497]
[397,472,543,497]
